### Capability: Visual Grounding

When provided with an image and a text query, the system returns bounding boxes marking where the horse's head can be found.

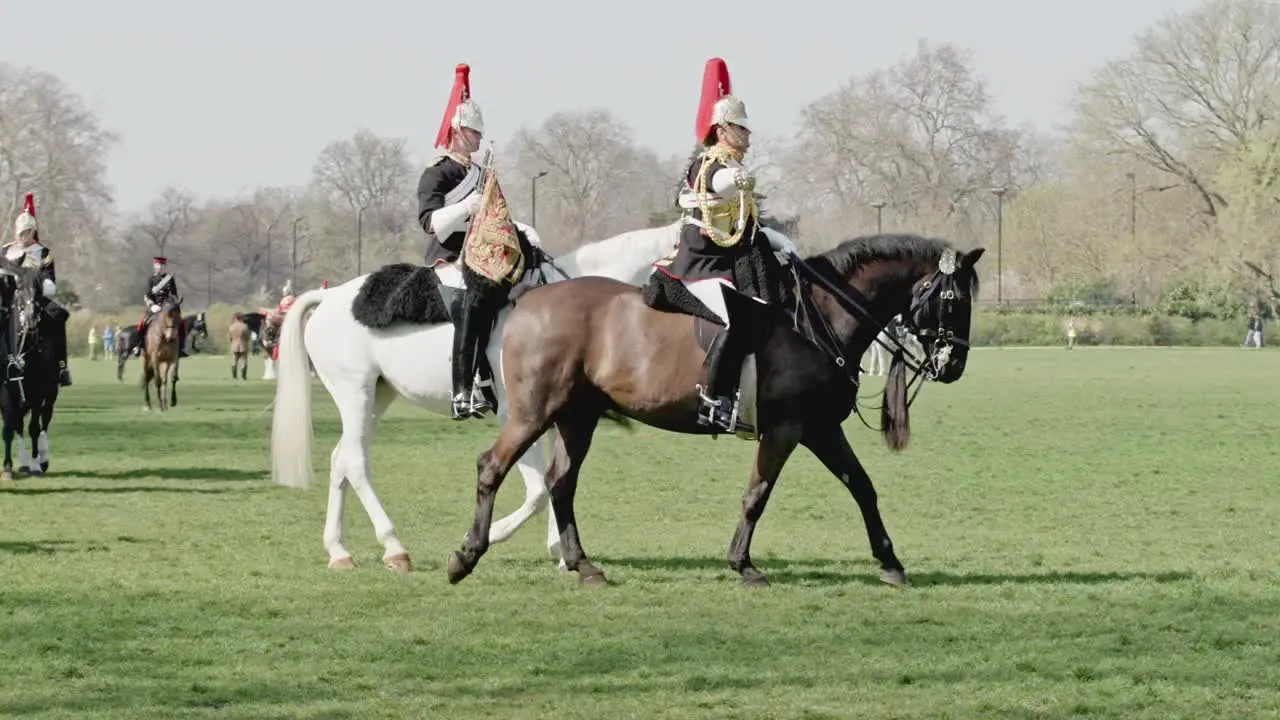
[901,246,984,384]
[157,296,183,343]
[0,264,44,339]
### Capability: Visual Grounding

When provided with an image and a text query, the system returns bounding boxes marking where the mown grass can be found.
[1,348,1277,719]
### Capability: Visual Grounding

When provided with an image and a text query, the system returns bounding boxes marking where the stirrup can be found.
[695,384,740,431]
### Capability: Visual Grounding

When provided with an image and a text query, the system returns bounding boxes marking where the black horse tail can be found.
[880,349,911,451]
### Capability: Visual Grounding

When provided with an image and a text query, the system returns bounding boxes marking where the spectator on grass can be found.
[1245,303,1263,348]
[88,326,98,360]
[1066,318,1077,350]
[103,324,114,355]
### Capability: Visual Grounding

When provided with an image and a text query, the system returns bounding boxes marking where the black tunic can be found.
[145,272,179,306]
[417,155,474,267]
[656,151,768,283]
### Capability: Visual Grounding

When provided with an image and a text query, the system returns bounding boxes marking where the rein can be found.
[785,252,959,431]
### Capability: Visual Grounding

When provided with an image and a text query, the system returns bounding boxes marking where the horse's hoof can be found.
[39,461,48,473]
[141,406,149,413]
[741,569,770,588]
[0,471,13,488]
[382,553,413,573]
[446,552,471,585]
[579,570,609,586]
[880,568,908,588]
[327,556,357,570]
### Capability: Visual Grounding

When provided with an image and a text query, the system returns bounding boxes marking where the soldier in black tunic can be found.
[417,63,543,420]
[652,57,800,432]
[4,192,73,386]
[129,256,188,362]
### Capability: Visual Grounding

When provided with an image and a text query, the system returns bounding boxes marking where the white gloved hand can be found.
[464,192,484,216]
[41,279,56,297]
[762,227,799,258]
[150,304,161,313]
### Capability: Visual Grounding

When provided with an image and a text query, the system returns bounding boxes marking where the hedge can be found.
[60,304,1257,358]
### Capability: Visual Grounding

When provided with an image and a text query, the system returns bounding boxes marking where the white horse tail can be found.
[271,287,327,489]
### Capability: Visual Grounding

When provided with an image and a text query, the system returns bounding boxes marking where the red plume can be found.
[695,58,732,144]
[22,192,35,218]
[322,280,329,289]
[434,64,473,149]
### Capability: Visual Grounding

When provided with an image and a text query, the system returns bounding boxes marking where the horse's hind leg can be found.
[323,377,409,571]
[543,409,605,584]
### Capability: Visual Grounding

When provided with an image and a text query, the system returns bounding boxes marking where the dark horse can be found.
[446,233,984,587]
[0,262,60,483]
[184,312,209,352]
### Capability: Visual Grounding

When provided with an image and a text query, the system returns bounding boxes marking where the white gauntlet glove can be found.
[761,227,799,261]
[464,192,484,215]
[41,279,56,297]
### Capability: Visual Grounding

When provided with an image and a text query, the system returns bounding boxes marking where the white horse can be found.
[270,223,679,571]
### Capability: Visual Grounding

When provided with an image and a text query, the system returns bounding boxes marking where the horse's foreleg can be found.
[0,412,14,486]
[801,423,906,587]
[25,406,42,477]
[169,363,178,407]
[726,422,803,587]
[142,364,153,411]
[486,431,564,566]
[447,414,553,585]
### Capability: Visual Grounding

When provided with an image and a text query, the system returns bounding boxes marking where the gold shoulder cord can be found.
[694,145,758,248]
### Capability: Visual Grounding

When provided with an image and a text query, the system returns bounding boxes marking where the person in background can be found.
[88,325,99,360]
[103,324,115,355]
[1244,302,1263,348]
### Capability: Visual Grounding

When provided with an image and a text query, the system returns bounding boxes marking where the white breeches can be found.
[683,278,734,327]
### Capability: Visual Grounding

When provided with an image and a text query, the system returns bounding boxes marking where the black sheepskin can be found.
[351,263,452,329]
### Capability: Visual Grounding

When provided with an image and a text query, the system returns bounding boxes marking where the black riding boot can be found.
[178,321,190,358]
[698,324,749,432]
[54,318,71,386]
[450,297,488,420]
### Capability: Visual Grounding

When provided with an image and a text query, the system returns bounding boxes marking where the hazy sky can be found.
[8,0,1205,213]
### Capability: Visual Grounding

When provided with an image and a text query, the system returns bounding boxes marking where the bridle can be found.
[786,250,970,428]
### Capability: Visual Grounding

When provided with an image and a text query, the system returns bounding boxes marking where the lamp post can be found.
[1125,171,1136,245]
[992,186,1007,305]
[531,170,548,227]
[870,200,885,234]
[265,224,273,294]
[291,216,303,289]
[356,205,368,277]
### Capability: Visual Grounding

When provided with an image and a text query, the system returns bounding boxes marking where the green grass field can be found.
[2,348,1278,719]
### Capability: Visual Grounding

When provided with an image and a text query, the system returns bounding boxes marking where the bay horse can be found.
[140,295,183,412]
[446,233,984,587]
[270,223,680,572]
[0,263,59,484]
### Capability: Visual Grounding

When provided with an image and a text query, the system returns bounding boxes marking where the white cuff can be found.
[429,201,472,236]
[513,221,543,247]
[42,279,56,297]
[760,226,797,253]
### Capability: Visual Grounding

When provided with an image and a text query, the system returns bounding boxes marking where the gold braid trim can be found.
[694,145,757,248]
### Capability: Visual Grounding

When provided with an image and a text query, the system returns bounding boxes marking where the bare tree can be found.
[777,40,1035,247]
[1071,0,1280,220]
[0,63,119,305]
[507,109,671,249]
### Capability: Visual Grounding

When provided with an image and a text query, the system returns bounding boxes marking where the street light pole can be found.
[356,205,368,277]
[265,224,273,295]
[870,200,885,234]
[291,216,303,289]
[531,170,548,227]
[1125,171,1136,245]
[992,186,1007,305]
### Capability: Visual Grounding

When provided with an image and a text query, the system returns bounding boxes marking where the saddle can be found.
[352,228,543,330]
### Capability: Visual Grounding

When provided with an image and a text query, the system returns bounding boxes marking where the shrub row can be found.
[59,304,1259,357]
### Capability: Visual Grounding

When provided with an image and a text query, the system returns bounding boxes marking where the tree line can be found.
[5,0,1278,318]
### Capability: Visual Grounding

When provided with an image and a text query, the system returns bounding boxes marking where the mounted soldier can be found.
[416,63,544,420]
[130,256,188,359]
[258,279,296,363]
[3,192,73,387]
[651,57,800,431]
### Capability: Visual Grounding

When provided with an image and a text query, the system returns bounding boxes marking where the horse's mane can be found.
[810,233,979,293]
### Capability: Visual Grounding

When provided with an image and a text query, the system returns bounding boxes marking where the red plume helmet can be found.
[694,57,749,145]
[322,280,329,289]
[435,64,485,149]
[22,192,35,218]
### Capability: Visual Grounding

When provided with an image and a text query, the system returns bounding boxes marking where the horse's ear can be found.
[960,248,985,269]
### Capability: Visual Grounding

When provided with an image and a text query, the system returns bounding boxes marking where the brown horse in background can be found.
[141,296,182,411]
